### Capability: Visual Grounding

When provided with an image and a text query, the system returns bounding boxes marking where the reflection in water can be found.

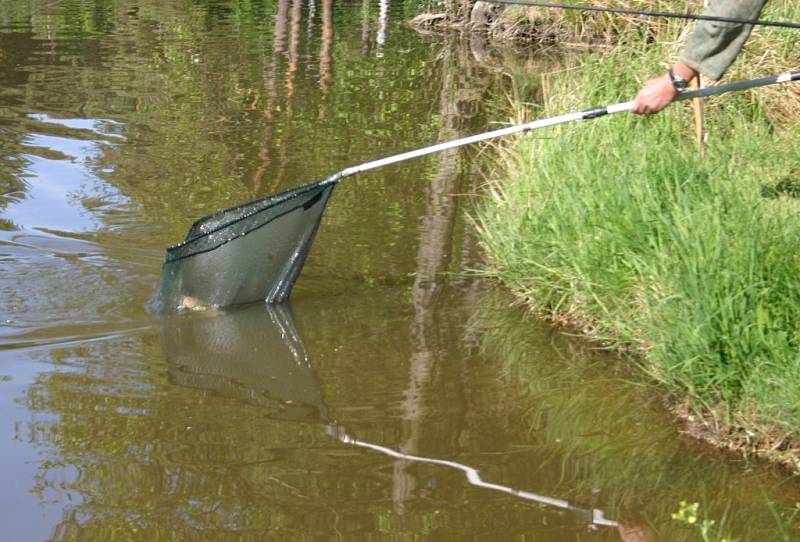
[251,0,288,191]
[307,0,316,45]
[163,305,326,422]
[393,32,482,514]
[376,0,389,58]
[287,0,302,104]
[2,116,126,233]
[345,435,619,528]
[319,0,333,92]
[0,110,144,343]
[162,302,619,531]
[361,0,371,55]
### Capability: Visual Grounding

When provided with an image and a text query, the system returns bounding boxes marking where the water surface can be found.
[1,1,799,540]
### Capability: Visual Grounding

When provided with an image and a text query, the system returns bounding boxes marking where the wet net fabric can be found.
[155,179,336,312]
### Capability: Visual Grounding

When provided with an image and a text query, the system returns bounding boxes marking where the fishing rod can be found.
[329,71,800,182]
[484,0,800,30]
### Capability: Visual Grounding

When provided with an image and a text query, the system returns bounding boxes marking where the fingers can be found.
[632,97,656,115]
[632,73,678,115]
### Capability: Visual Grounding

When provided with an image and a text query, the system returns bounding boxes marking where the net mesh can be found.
[155,178,336,312]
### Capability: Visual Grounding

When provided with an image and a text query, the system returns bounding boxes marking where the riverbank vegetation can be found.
[469,1,800,468]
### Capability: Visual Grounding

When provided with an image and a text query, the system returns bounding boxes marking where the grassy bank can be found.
[474,5,800,467]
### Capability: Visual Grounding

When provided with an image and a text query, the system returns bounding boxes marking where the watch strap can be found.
[668,68,689,92]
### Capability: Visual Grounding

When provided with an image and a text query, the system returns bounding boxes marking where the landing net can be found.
[155,178,335,312]
[153,72,798,313]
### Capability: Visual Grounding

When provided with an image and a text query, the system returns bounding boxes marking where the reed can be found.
[475,15,800,465]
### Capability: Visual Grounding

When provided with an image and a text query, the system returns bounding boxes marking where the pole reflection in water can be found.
[160,303,619,531]
[343,434,619,528]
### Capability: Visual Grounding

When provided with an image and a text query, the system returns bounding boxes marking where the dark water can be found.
[1,1,799,540]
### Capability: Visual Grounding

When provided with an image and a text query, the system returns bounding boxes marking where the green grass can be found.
[475,37,800,460]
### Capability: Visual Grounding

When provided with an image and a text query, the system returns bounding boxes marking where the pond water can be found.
[1,1,799,540]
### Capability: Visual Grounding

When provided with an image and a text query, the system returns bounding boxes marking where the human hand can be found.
[632,73,679,115]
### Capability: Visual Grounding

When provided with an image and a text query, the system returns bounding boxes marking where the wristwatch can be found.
[668,68,689,93]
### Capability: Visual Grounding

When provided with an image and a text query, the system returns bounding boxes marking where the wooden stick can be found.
[690,76,705,156]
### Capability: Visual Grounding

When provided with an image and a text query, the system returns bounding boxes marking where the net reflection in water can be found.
[162,302,326,422]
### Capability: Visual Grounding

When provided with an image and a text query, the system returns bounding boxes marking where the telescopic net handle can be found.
[332,72,800,181]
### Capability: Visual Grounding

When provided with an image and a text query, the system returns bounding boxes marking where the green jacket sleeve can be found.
[680,0,767,80]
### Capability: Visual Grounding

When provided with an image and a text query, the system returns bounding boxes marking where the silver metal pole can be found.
[323,71,799,183]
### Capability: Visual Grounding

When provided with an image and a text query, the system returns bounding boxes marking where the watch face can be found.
[669,69,688,92]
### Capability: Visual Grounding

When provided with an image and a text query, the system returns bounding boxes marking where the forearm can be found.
[681,0,767,80]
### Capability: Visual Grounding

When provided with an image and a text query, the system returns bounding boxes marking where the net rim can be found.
[164,176,339,263]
